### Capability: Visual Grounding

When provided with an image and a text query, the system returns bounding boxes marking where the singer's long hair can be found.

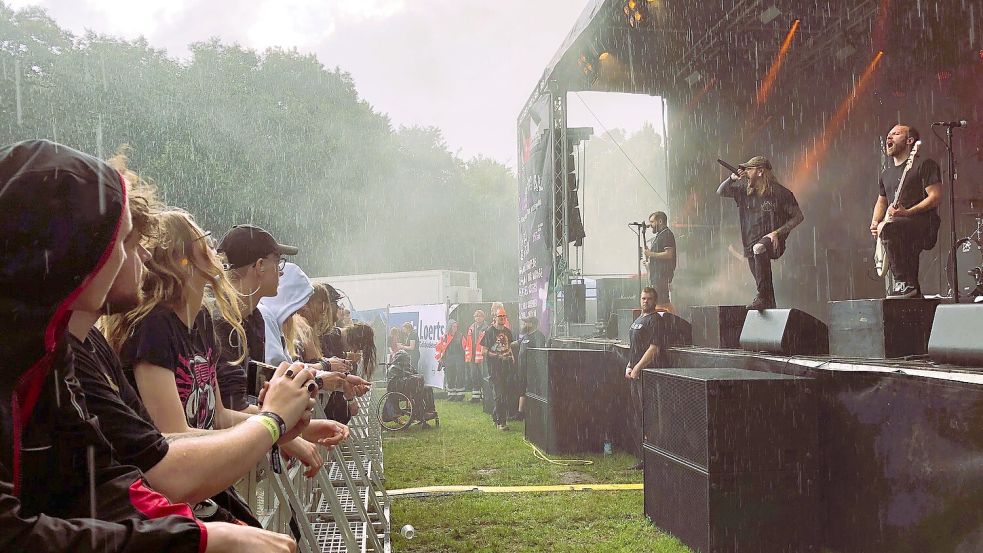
[748,167,780,197]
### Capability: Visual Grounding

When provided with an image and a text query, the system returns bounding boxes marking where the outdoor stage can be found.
[527,336,983,553]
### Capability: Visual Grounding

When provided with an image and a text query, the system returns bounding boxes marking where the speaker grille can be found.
[644,445,709,553]
[644,372,709,470]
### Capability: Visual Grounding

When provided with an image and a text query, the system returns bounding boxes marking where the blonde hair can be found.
[287,313,322,361]
[748,167,779,197]
[106,145,161,245]
[103,209,246,363]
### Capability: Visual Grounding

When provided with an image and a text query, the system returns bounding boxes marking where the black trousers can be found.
[880,216,927,288]
[489,364,513,425]
[746,236,777,305]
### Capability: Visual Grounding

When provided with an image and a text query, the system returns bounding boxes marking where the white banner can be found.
[388,304,447,389]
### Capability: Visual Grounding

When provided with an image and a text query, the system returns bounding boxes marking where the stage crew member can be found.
[643,211,676,313]
[625,287,664,469]
[717,156,803,310]
[870,124,942,298]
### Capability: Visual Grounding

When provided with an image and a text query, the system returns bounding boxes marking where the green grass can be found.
[381,397,691,552]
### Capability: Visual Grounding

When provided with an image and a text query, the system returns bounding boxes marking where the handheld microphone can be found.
[931,120,968,128]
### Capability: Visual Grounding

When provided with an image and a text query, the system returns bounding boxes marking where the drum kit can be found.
[950,197,983,298]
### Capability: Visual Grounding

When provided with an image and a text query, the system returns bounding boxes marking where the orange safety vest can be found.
[434,331,456,361]
[462,324,486,363]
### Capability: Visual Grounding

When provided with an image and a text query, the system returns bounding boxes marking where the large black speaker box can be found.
[740,308,829,355]
[690,305,747,349]
[563,282,586,323]
[524,348,615,454]
[829,298,939,359]
[928,304,983,366]
[642,368,819,553]
[595,278,637,321]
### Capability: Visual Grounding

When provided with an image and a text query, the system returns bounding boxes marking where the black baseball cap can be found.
[217,224,298,269]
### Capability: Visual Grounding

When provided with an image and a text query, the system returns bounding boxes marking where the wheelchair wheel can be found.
[378,391,413,431]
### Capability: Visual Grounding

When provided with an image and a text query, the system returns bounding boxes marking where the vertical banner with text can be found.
[389,304,448,389]
[517,93,553,330]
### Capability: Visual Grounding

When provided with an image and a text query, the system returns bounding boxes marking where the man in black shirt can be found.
[625,287,664,470]
[480,309,516,430]
[717,156,804,310]
[870,124,943,298]
[643,211,677,313]
[402,321,421,370]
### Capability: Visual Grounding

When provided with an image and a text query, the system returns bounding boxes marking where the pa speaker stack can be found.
[928,304,983,366]
[642,367,820,553]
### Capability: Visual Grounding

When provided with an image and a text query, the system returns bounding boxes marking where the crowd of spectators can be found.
[0,139,375,552]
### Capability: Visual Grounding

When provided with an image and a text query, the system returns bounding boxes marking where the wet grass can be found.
[381,397,691,552]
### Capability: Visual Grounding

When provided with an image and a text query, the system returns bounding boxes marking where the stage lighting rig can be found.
[623,0,649,29]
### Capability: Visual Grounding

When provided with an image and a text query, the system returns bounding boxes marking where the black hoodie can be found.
[0,140,205,552]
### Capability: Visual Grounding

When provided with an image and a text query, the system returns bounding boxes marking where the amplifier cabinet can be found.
[828,298,939,359]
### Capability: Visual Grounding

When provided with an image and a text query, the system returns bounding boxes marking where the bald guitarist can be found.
[870,124,943,298]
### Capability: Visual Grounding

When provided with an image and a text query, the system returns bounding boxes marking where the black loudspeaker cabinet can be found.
[641,368,818,474]
[690,305,748,349]
[739,308,829,355]
[616,308,641,344]
[616,310,692,346]
[643,445,820,553]
[928,304,983,366]
[524,348,614,454]
[642,368,820,553]
[828,298,939,359]
[563,282,586,323]
[596,278,637,322]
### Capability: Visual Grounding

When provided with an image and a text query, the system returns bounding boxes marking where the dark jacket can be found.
[0,140,204,551]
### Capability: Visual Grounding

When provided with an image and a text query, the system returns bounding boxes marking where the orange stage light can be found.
[756,19,800,106]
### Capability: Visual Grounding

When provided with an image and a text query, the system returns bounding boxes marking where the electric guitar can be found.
[874,140,921,277]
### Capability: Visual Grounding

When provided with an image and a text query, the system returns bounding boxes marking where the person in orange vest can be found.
[462,309,488,403]
[435,319,466,401]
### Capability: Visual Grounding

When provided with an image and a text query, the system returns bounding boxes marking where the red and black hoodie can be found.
[0,140,206,552]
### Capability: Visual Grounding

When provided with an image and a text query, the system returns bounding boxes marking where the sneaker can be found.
[630,461,644,470]
[887,281,918,299]
[498,424,509,431]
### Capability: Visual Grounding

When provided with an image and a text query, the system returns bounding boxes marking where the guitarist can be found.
[643,211,677,313]
[870,124,942,298]
[718,156,804,310]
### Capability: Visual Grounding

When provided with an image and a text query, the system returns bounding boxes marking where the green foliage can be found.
[0,4,518,300]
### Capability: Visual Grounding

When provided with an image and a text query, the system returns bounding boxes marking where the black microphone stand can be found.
[632,223,646,300]
[944,126,960,302]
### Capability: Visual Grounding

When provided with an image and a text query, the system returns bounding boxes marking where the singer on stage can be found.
[717,156,803,310]
[869,124,942,298]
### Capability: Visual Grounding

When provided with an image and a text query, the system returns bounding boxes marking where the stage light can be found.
[578,53,595,76]
[759,6,781,24]
[598,52,611,61]
[623,0,648,28]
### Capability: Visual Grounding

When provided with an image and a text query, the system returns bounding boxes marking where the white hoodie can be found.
[258,262,314,365]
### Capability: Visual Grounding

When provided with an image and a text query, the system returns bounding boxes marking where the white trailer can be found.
[312,270,482,311]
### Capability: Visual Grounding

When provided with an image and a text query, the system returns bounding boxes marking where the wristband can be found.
[259,411,288,438]
[247,414,281,443]
[319,358,331,372]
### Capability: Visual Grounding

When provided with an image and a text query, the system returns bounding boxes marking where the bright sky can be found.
[7,0,665,166]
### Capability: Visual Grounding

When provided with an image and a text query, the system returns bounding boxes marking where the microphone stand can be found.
[945,126,959,302]
[633,224,646,300]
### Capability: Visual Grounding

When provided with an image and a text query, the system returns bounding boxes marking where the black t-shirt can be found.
[406,328,421,367]
[204,307,266,411]
[517,330,546,370]
[878,156,942,220]
[480,325,515,371]
[320,327,344,358]
[648,228,677,280]
[70,328,169,473]
[721,181,801,256]
[443,332,465,362]
[628,312,665,368]
[121,305,220,430]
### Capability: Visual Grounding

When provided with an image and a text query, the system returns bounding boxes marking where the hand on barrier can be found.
[204,521,296,553]
[260,362,317,431]
[305,419,349,447]
[280,437,323,478]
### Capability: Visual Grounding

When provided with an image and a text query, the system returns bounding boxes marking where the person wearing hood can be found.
[0,139,295,552]
[259,265,370,425]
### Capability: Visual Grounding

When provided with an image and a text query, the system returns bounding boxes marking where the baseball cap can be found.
[738,156,772,170]
[217,224,298,269]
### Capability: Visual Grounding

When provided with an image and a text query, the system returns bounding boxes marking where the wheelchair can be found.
[377,351,439,431]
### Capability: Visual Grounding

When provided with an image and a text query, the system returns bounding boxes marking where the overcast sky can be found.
[7,0,665,166]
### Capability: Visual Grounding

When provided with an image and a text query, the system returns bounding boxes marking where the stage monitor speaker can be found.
[740,308,829,355]
[656,312,694,347]
[563,282,586,323]
[616,308,641,344]
[928,304,983,366]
